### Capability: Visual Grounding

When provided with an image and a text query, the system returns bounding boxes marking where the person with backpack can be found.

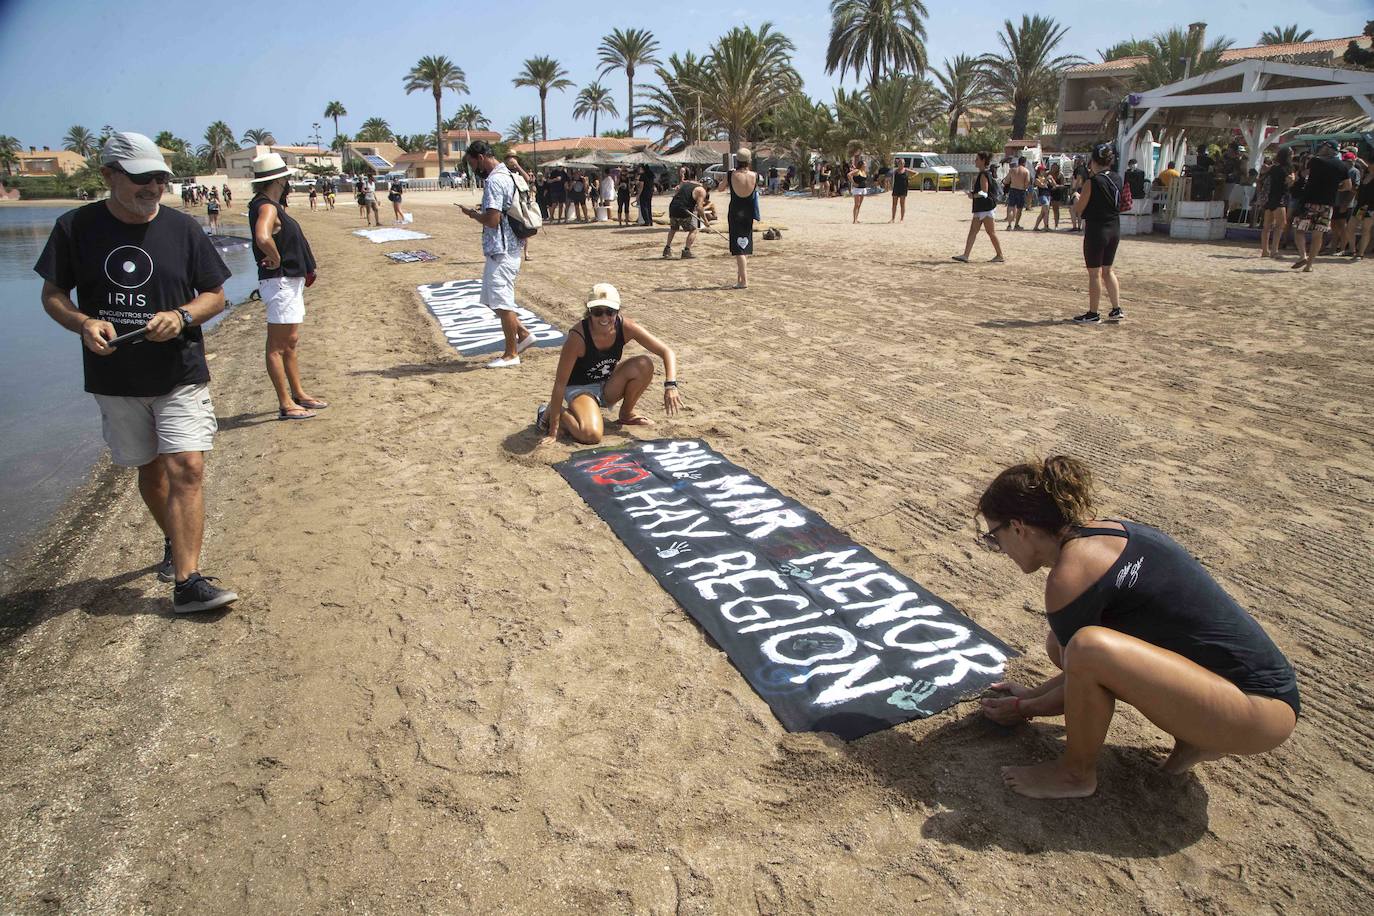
[952,151,1005,264]
[1069,143,1125,323]
[459,140,535,369]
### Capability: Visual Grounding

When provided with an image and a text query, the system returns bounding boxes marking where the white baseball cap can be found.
[585,282,621,311]
[99,131,170,175]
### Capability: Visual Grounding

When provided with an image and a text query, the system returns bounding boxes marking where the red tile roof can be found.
[1067,35,1368,75]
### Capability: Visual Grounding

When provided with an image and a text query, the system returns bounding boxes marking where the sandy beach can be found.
[1,187,1371,913]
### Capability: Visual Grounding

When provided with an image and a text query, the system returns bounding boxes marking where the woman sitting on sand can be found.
[538,283,681,446]
[976,456,1298,799]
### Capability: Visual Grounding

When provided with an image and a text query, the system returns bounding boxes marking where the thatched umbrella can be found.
[661,144,721,166]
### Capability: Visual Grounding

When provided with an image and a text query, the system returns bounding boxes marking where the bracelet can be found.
[664,380,678,389]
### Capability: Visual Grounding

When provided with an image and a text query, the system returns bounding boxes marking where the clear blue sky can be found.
[0,0,1366,150]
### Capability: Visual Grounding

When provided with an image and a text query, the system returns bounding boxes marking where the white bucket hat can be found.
[585,282,621,311]
[100,131,170,175]
[250,152,291,184]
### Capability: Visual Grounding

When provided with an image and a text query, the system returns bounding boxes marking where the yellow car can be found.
[892,152,958,191]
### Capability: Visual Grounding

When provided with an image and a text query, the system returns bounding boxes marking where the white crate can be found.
[1119,214,1151,236]
[1169,217,1226,240]
[1129,199,1153,216]
[1176,200,1224,219]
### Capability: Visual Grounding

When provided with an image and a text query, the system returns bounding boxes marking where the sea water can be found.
[0,204,258,562]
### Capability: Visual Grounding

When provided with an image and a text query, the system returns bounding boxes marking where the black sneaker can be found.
[1072,311,1101,324]
[680,248,696,259]
[156,538,174,583]
[172,573,238,614]
[661,245,672,259]
[1107,307,1125,321]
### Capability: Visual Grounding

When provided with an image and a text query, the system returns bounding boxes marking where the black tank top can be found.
[670,181,702,216]
[1050,521,1299,713]
[250,196,317,280]
[567,316,625,386]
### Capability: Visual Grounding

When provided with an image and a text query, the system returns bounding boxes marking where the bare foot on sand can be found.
[1161,739,1225,775]
[1001,760,1097,799]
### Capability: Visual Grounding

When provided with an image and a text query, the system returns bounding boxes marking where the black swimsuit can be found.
[1050,522,1299,716]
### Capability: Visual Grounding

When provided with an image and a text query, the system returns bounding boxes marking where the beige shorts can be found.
[93,383,217,467]
[261,276,306,324]
[481,251,522,312]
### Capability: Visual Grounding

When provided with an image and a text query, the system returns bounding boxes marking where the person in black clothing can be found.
[1291,140,1353,272]
[615,168,631,225]
[1259,147,1293,259]
[976,456,1299,799]
[537,283,681,445]
[388,178,404,224]
[1352,161,1374,261]
[889,157,909,222]
[637,166,655,226]
[249,153,324,421]
[664,176,709,260]
[726,148,758,288]
[1069,143,1124,323]
[1123,158,1146,201]
[952,151,1004,263]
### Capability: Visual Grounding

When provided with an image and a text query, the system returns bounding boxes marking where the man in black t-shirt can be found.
[1291,140,1354,272]
[1124,159,1146,200]
[34,131,238,614]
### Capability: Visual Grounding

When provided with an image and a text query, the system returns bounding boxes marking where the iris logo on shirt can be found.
[104,245,154,307]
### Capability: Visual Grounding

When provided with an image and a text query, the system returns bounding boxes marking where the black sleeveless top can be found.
[669,181,702,217]
[727,171,753,226]
[250,196,317,280]
[1083,171,1122,226]
[1050,521,1299,715]
[567,316,625,386]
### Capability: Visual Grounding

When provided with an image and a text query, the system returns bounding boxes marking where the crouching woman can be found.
[539,283,681,445]
[975,456,1298,799]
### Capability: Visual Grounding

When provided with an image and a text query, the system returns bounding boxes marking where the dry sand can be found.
[2,188,1372,914]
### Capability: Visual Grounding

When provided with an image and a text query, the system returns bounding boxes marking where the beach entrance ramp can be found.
[556,438,1017,739]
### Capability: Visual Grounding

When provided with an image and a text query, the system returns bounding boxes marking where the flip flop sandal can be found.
[293,398,329,409]
[278,408,316,421]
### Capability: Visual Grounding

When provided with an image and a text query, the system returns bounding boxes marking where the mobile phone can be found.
[109,327,148,348]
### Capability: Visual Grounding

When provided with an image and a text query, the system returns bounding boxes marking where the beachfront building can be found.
[343,141,407,176]
[440,129,501,160]
[1056,26,1373,153]
[507,135,652,165]
[10,147,88,176]
[225,144,341,179]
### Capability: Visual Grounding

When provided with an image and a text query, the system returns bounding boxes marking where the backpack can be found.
[981,170,1001,205]
[503,170,542,239]
[1100,170,1131,213]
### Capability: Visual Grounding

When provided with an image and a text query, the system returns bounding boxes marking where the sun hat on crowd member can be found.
[100,131,171,176]
[250,152,292,185]
[586,282,622,311]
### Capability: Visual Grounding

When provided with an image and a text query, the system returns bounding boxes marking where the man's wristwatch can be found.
[664,380,678,389]
[176,308,194,332]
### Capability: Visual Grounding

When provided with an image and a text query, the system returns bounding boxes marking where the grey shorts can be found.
[481,251,522,311]
[92,383,217,467]
[563,383,605,407]
[670,213,696,231]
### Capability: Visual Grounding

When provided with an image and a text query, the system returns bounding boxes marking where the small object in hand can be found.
[109,327,149,348]
[305,271,317,288]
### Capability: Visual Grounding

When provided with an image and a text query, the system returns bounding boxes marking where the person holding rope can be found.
[975,456,1298,799]
[537,283,680,446]
[663,173,709,260]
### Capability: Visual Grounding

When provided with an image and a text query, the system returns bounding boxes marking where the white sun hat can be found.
[585,282,621,311]
[250,152,292,184]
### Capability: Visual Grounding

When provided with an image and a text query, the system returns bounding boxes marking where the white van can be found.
[892,152,958,191]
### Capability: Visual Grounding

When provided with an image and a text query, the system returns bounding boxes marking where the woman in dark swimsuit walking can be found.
[727,148,759,289]
[538,283,681,445]
[976,456,1298,799]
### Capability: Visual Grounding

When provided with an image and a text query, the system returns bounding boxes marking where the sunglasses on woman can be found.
[113,165,171,186]
[979,521,1008,552]
[587,307,616,317]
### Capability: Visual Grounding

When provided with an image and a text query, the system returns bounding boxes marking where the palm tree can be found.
[1098,38,1150,61]
[703,23,803,150]
[154,131,187,153]
[63,125,97,158]
[977,15,1084,139]
[324,101,347,151]
[331,133,351,153]
[637,52,713,147]
[404,54,469,176]
[449,104,490,133]
[767,93,835,187]
[825,0,929,89]
[933,54,992,140]
[396,133,437,153]
[506,116,540,144]
[1259,24,1313,46]
[0,135,20,176]
[356,118,394,142]
[197,121,235,169]
[597,28,661,136]
[241,127,276,146]
[1133,27,1234,89]
[513,56,574,141]
[835,74,940,166]
[572,82,619,137]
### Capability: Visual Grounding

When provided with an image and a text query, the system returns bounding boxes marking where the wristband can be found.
[664,380,678,389]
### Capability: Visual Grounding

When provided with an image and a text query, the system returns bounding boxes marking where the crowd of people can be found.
[1252,139,1370,270]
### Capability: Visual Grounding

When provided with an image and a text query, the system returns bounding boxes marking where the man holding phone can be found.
[458,140,533,368]
[34,131,239,614]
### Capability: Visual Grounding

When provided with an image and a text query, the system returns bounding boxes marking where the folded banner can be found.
[386,249,438,263]
[556,439,1016,739]
[353,227,432,243]
[417,280,565,356]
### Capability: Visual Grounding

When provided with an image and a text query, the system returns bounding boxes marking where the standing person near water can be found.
[249,153,325,420]
[952,151,1005,264]
[458,140,534,369]
[890,157,909,222]
[34,131,238,613]
[205,188,221,233]
[1069,143,1125,323]
[848,147,868,223]
[727,148,758,289]
[975,456,1298,799]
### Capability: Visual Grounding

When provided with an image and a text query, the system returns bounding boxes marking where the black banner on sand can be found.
[556,439,1016,739]
[417,280,565,356]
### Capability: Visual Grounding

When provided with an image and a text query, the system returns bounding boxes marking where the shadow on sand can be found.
[349,360,489,380]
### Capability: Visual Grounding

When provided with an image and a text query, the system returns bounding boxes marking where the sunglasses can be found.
[587,306,616,317]
[113,165,171,186]
[978,521,1008,553]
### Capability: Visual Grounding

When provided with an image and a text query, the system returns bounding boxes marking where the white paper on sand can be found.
[353,227,431,243]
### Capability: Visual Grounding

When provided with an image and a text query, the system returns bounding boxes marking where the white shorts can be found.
[481,251,522,312]
[261,276,306,324]
[93,383,217,467]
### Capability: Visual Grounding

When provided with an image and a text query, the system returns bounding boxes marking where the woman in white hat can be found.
[249,152,325,420]
[537,283,681,445]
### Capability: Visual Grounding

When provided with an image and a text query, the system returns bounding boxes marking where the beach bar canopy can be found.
[1116,60,1374,171]
[661,144,724,165]
[616,149,671,166]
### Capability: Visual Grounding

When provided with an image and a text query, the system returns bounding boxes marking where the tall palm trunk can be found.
[593,110,598,137]
[626,69,634,135]
[948,112,959,140]
[540,92,548,140]
[433,90,445,174]
[1012,100,1030,140]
